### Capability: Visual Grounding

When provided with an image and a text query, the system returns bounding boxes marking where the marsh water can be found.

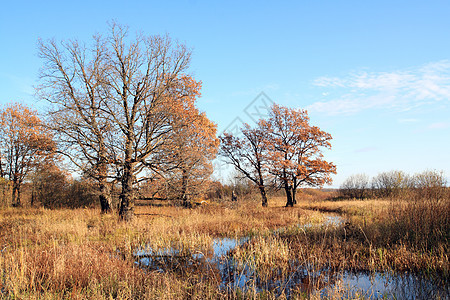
[134,215,449,299]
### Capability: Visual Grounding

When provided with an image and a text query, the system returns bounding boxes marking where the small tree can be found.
[412,170,447,201]
[372,170,409,198]
[219,123,271,207]
[0,103,54,206]
[339,173,370,199]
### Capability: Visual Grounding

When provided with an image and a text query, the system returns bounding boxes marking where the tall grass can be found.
[299,188,449,277]
[0,200,314,299]
[0,191,448,299]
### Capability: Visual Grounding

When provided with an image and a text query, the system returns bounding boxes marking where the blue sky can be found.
[1,1,449,187]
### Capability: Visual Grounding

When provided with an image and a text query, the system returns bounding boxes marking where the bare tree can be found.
[339,173,370,199]
[38,35,115,213]
[38,22,198,220]
[372,170,409,198]
[219,124,270,207]
[411,170,447,201]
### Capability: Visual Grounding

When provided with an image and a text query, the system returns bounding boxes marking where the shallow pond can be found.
[134,215,449,299]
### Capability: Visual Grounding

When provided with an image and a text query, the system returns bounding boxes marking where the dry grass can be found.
[0,199,318,299]
[293,192,449,278]
[0,192,448,299]
[134,199,314,238]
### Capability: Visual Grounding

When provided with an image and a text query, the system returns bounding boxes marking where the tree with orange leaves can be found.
[220,104,335,207]
[163,112,218,206]
[0,103,55,206]
[261,104,336,207]
[138,75,219,206]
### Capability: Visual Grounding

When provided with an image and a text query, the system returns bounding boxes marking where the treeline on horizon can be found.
[339,169,448,200]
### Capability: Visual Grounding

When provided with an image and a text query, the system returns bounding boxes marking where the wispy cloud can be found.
[355,146,377,153]
[308,60,450,115]
[428,122,450,129]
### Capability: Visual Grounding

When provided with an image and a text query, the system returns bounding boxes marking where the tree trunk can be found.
[0,157,4,178]
[180,169,190,207]
[231,190,237,201]
[12,179,21,207]
[99,180,112,214]
[119,141,135,221]
[98,147,112,214]
[119,165,134,221]
[284,180,294,207]
[259,185,268,207]
[99,184,111,214]
[292,177,297,205]
[292,187,296,205]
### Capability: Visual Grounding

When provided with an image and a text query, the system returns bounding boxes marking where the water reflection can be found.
[322,271,450,299]
[134,220,448,299]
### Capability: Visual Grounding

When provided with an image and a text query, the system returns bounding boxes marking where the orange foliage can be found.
[152,75,219,202]
[0,102,55,206]
[220,103,336,207]
[261,104,336,206]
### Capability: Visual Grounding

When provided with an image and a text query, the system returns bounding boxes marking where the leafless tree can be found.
[219,124,270,207]
[38,22,196,220]
[371,170,410,198]
[339,173,370,199]
[38,35,115,213]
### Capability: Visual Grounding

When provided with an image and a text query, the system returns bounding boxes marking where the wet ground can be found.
[134,215,449,299]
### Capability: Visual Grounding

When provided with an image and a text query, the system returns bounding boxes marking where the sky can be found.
[1,0,449,187]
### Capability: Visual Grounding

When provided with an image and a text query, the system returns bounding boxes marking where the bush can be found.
[411,170,447,201]
[371,170,410,198]
[31,164,98,209]
[339,173,370,199]
[66,179,99,208]
[31,163,70,208]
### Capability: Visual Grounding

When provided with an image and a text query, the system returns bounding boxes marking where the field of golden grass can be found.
[0,192,448,299]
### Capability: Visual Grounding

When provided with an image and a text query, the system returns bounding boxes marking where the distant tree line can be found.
[339,170,448,200]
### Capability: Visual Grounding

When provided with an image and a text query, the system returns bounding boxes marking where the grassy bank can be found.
[0,193,448,299]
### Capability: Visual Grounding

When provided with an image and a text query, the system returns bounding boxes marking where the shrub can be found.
[371,170,410,198]
[411,170,447,201]
[339,173,370,199]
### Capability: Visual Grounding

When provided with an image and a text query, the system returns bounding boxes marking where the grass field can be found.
[0,192,448,299]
